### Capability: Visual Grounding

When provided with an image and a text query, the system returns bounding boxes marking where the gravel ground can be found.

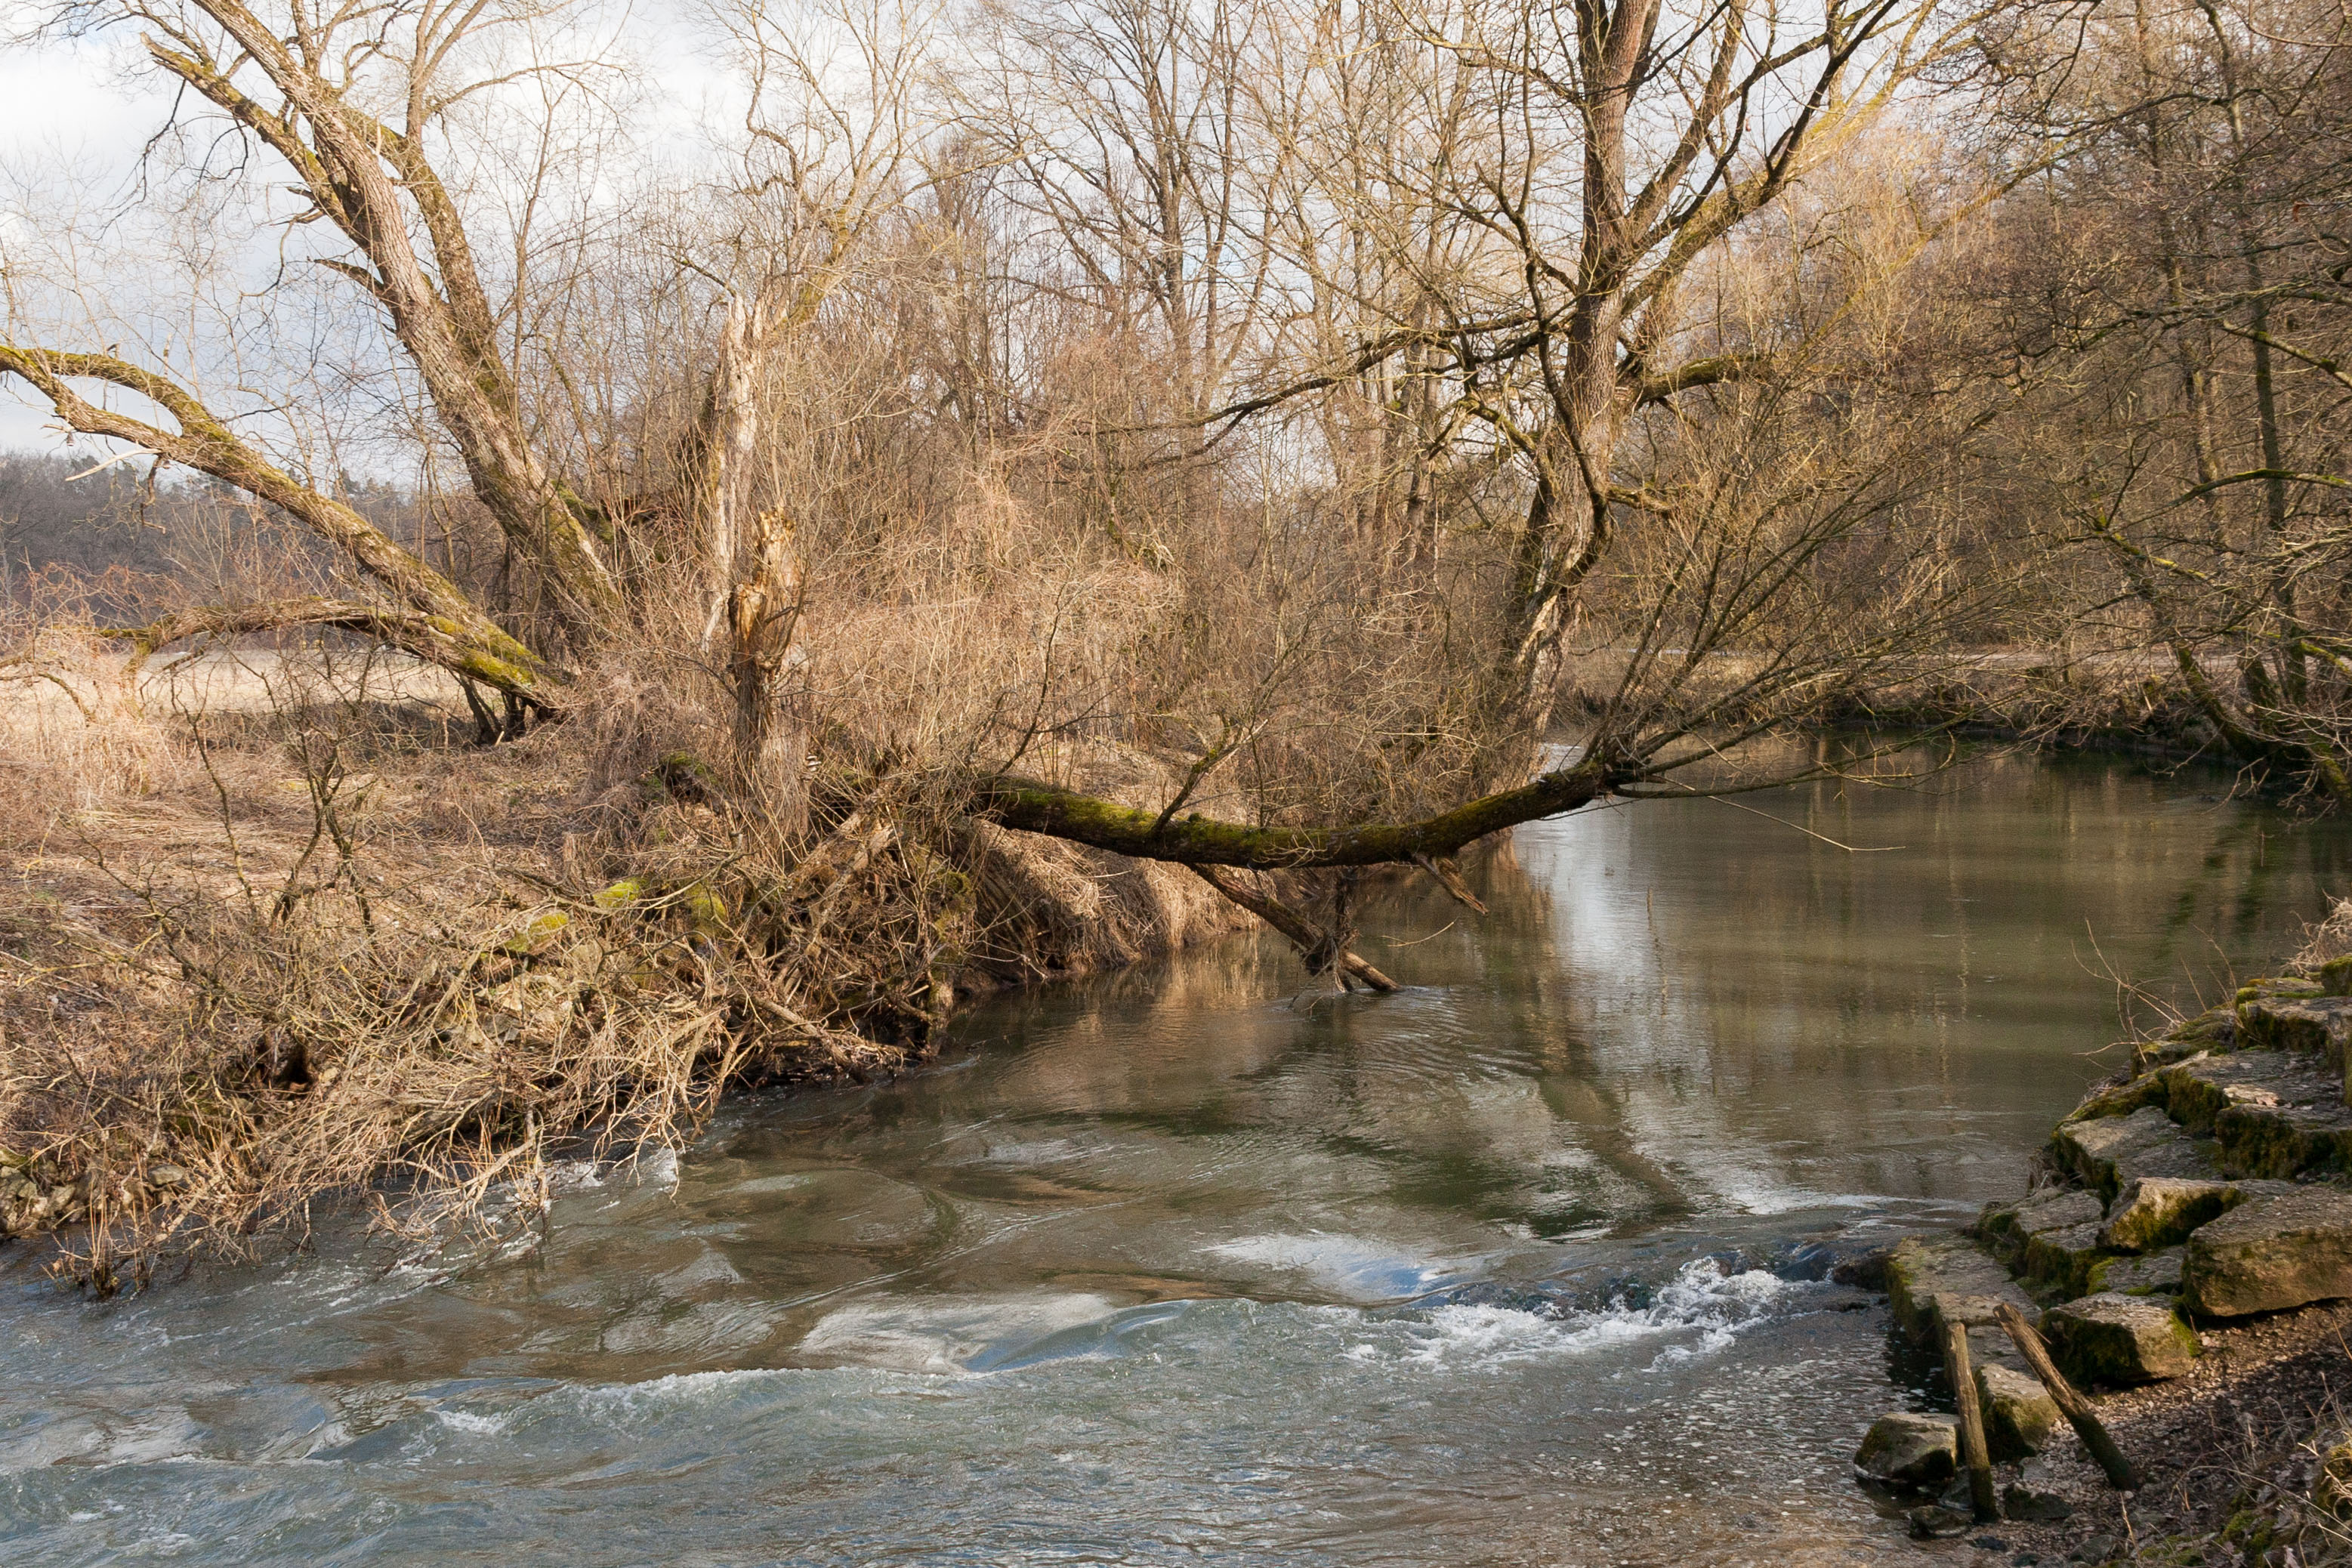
[1902,1303,2352,1566]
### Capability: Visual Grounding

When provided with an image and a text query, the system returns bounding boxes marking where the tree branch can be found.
[968,759,1610,868]
[0,341,551,705]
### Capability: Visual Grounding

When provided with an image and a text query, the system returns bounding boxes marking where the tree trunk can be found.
[728,510,809,838]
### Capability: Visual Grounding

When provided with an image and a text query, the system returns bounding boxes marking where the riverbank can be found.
[1852,906,2352,1565]
[5,645,2341,1296]
[0,652,1249,1289]
[5,749,2347,1563]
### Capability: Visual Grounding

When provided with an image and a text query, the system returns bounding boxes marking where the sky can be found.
[1,33,156,452]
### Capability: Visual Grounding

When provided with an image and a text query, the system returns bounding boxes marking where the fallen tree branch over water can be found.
[966,759,1611,869]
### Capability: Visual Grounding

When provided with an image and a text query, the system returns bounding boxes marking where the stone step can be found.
[2051,1104,2224,1197]
[2215,1099,2352,1180]
[2058,1051,2351,1182]
[2042,1292,2201,1384]
[2160,1051,2339,1134]
[2087,1245,2184,1297]
[2020,1221,2107,1298]
[2236,989,2352,1072]
[2099,1174,2298,1252]
[1977,1363,2059,1461]
[2182,1185,2352,1317]
[1977,1187,2104,1267]
[1885,1233,2036,1368]
[2132,1005,2238,1073]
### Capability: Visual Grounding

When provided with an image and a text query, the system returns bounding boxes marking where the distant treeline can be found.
[0,452,427,621]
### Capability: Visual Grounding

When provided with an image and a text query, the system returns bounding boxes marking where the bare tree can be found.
[1978,0,2352,798]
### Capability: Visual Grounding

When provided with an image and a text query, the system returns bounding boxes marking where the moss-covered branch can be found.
[967,759,1610,869]
[0,342,554,710]
[100,599,556,708]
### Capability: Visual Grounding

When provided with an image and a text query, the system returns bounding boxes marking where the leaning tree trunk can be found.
[0,344,556,713]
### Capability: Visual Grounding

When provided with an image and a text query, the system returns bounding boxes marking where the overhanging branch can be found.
[966,760,1610,868]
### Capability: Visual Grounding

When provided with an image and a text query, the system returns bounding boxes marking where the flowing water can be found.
[8,752,2352,1566]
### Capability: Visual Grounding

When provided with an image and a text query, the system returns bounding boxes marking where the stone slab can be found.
[2022,1220,2109,1297]
[2184,1186,2352,1317]
[2043,1292,2201,1384]
[1885,1233,2039,1350]
[2133,1007,2237,1074]
[2052,1105,2223,1197]
[1978,1362,2059,1461]
[1979,1187,2104,1266]
[1855,1412,1958,1487]
[2236,993,2352,1070]
[2215,1100,2352,1180]
[2100,1177,2235,1252]
[2162,1051,2340,1136]
[2088,1246,2185,1297]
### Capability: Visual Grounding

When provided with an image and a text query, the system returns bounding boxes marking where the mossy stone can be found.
[1855,1412,1957,1486]
[2184,1186,2352,1316]
[2043,1292,2200,1384]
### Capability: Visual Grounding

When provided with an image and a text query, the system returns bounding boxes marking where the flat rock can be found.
[2100,1177,2236,1252]
[2088,1246,2185,1296]
[1855,1412,1958,1487]
[2162,1051,2338,1136]
[2133,1007,2236,1073]
[1980,1187,2104,1265]
[2043,1292,2200,1384]
[2184,1186,2352,1317]
[2236,993,2352,1069]
[1885,1233,2038,1351]
[1978,1362,2059,1460]
[2022,1220,2110,1297]
[2053,1106,2222,1196]
[2215,1099,2352,1180]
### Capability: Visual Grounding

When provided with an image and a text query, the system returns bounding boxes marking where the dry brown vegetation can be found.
[0,627,1258,1291]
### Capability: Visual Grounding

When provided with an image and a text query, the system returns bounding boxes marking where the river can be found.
[5,751,2350,1566]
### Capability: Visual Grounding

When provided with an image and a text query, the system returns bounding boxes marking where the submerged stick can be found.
[1943,1319,1997,1523]
[1993,1302,2141,1489]
[1190,866,1400,992]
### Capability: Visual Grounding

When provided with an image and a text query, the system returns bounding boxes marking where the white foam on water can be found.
[431,1407,510,1436]
[579,1366,798,1421]
[1345,1258,1795,1375]
[795,1292,1120,1376]
[1710,1179,1887,1217]
[1205,1231,1462,1299]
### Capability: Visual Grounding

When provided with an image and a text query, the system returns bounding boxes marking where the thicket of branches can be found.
[1977,0,2352,798]
[0,0,2055,838]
